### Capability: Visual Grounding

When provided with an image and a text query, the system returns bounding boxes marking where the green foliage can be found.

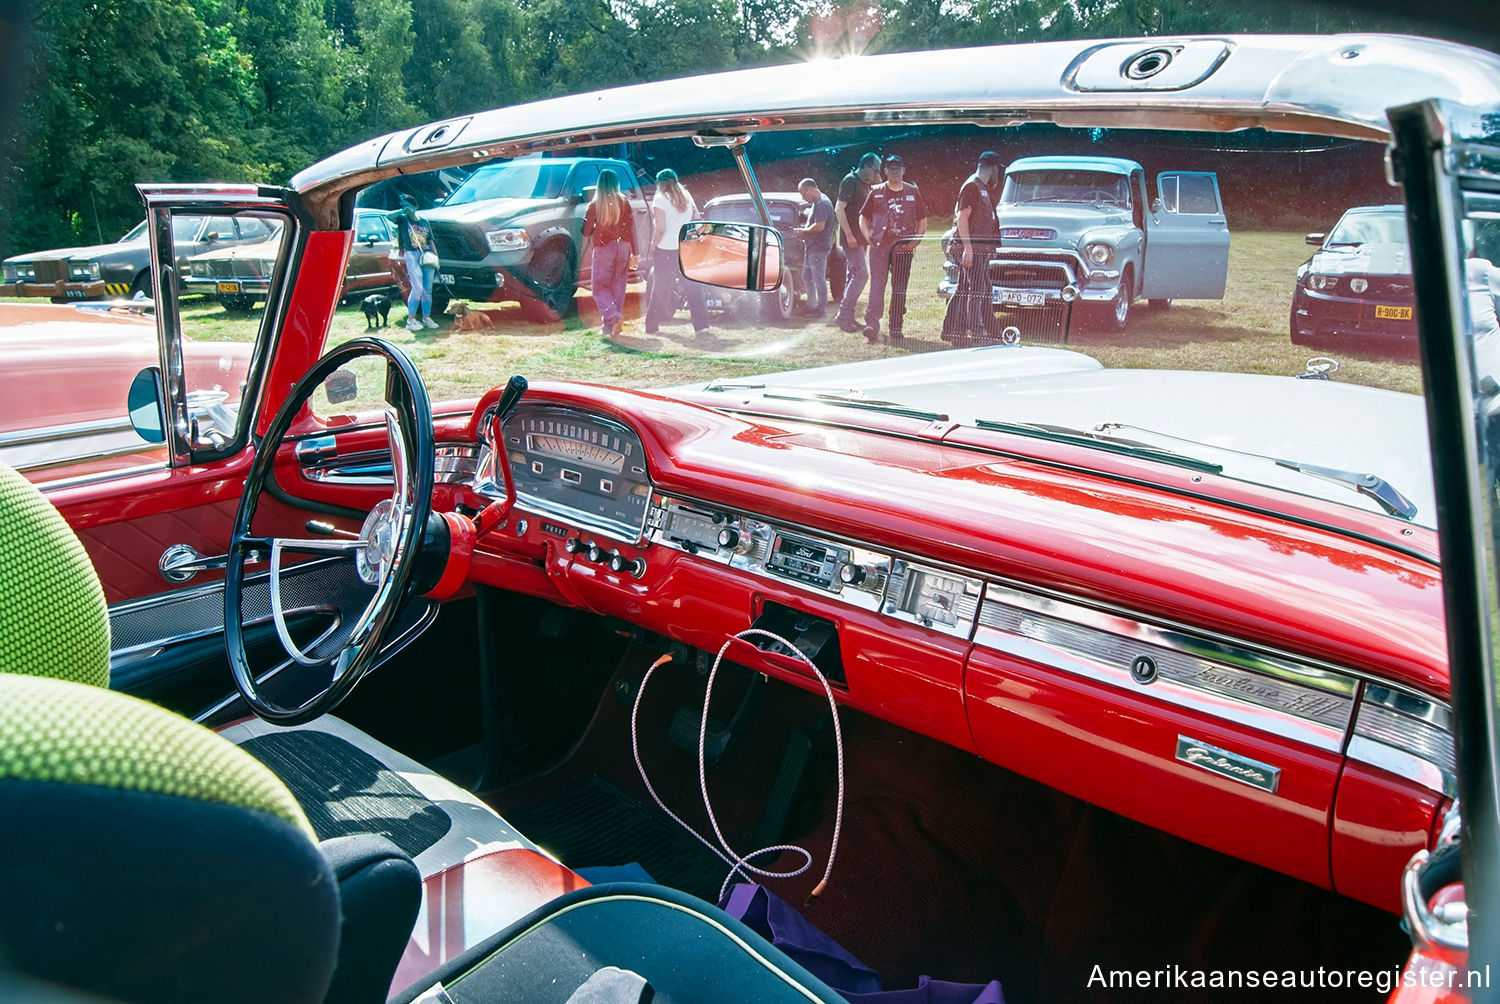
[0,0,1485,258]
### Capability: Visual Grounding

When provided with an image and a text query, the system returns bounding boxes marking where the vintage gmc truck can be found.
[940,155,1230,337]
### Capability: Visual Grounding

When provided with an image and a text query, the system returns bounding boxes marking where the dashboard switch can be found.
[609,552,646,578]
[838,562,868,586]
[587,543,607,563]
[565,537,587,555]
[717,527,741,550]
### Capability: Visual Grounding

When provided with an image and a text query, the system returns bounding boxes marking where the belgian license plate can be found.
[217,281,240,294]
[440,273,456,285]
[1375,304,1412,320]
[1001,291,1046,307]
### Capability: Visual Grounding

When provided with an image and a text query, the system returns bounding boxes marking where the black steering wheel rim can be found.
[225,337,434,725]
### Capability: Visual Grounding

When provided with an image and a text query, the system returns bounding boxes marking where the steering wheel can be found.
[225,338,434,725]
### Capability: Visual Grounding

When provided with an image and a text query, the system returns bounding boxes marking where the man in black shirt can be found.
[859,154,928,342]
[834,153,881,333]
[943,151,1004,342]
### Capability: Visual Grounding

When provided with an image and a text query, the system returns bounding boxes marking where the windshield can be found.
[1326,208,1410,246]
[1001,170,1130,206]
[443,160,572,205]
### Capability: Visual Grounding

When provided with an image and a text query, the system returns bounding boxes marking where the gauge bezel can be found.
[475,403,653,541]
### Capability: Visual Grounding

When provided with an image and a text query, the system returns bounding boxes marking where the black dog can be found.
[360,293,391,329]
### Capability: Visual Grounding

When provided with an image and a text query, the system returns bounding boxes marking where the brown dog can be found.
[445,300,506,333]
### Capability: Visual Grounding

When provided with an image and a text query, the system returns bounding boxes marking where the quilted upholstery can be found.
[0,464,109,686]
[0,673,315,838]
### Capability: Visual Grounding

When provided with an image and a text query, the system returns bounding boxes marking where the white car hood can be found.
[674,345,1434,527]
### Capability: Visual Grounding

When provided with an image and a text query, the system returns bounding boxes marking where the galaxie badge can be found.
[1175,736,1282,794]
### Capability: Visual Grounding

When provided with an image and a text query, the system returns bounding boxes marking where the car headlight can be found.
[1085,242,1112,266]
[1350,277,1368,293]
[190,261,208,276]
[2,265,17,282]
[68,262,97,280]
[1310,274,1340,291]
[486,228,530,252]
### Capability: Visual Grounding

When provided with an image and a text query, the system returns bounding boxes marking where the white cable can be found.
[630,628,847,904]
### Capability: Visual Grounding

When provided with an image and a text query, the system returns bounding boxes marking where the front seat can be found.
[0,463,420,1004]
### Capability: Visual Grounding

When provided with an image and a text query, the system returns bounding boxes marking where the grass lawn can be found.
[14,229,1424,403]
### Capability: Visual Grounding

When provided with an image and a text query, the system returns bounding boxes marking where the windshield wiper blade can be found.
[975,420,1224,474]
[1272,459,1418,520]
[762,389,948,422]
[1093,421,1420,521]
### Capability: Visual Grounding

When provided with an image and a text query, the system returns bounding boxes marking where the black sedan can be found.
[1290,204,1415,347]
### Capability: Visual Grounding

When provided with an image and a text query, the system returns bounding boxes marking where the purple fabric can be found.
[591,239,630,328]
[721,883,882,994]
[845,977,1006,1004]
[719,884,1004,1004]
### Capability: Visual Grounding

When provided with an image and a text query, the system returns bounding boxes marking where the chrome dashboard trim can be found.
[645,492,982,639]
[975,583,1356,753]
[1347,689,1457,797]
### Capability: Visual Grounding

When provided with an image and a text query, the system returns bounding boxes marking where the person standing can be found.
[584,169,638,337]
[943,151,1004,342]
[834,153,881,333]
[392,193,439,330]
[859,154,928,342]
[794,178,834,319]
[645,168,709,335]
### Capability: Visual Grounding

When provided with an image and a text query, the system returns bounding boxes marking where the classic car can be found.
[1291,204,1417,347]
[5,28,1500,1004]
[699,191,848,321]
[0,300,254,478]
[939,156,1230,339]
[184,210,396,311]
[391,155,649,320]
[1,214,280,302]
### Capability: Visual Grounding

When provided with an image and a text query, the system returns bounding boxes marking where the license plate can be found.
[217,281,240,294]
[1375,304,1412,320]
[1000,291,1046,307]
[64,289,85,299]
[440,273,456,285]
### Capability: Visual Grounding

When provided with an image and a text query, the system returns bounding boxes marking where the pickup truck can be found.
[397,155,649,321]
[939,155,1230,337]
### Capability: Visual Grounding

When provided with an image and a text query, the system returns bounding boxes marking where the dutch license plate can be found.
[1001,291,1046,307]
[440,273,456,285]
[1375,304,1412,320]
[217,281,240,294]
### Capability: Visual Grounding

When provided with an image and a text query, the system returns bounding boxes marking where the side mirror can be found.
[203,231,219,243]
[1306,233,1326,246]
[127,367,165,444]
[363,236,379,246]
[325,370,359,405]
[1150,197,1163,215]
[678,221,783,292]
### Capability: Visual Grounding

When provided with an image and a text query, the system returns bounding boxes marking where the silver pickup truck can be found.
[940,155,1230,338]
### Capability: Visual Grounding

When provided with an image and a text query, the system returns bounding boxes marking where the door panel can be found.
[1142,171,1230,299]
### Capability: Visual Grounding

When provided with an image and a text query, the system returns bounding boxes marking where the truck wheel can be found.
[129,272,152,300]
[519,244,576,322]
[1090,268,1132,332]
[759,273,795,324]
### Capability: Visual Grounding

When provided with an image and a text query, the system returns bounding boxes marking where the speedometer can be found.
[476,404,652,540]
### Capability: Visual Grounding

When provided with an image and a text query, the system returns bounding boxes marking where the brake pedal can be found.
[669,706,732,765]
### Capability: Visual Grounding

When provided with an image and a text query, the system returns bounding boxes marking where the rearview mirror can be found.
[678,221,783,292]
[127,367,165,444]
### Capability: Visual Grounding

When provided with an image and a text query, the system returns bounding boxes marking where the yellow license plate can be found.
[1374,304,1412,320]
[217,281,240,294]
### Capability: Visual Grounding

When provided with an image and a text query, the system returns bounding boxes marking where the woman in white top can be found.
[645,169,710,334]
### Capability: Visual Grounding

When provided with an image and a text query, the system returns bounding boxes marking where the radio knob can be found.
[609,552,645,577]
[565,537,587,555]
[717,527,741,550]
[838,562,867,586]
[586,543,607,563]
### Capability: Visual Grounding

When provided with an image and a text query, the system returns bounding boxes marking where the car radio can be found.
[765,533,846,590]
